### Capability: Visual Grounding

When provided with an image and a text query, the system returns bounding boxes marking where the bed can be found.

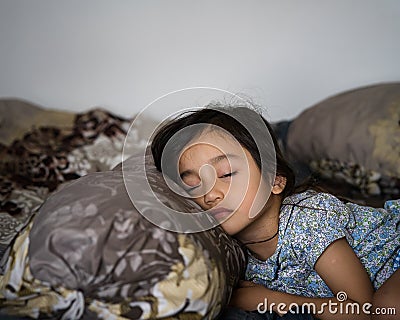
[0,82,399,319]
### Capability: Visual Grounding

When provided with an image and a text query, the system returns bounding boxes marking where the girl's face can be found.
[178,130,271,235]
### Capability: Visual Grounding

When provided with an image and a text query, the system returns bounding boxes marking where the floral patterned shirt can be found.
[245,190,400,297]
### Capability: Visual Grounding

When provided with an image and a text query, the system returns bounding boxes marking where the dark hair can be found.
[151,104,296,199]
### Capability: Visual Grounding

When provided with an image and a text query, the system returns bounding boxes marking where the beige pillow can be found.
[0,99,75,146]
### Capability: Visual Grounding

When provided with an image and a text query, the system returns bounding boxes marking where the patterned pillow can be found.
[0,153,246,319]
[286,83,400,200]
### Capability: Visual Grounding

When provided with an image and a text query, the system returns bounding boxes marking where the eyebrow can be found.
[180,153,240,179]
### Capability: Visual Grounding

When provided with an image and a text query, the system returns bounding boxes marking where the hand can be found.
[229,281,269,311]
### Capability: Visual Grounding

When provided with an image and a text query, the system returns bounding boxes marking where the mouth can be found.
[207,207,234,221]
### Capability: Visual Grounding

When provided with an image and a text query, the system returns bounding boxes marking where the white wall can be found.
[0,0,399,121]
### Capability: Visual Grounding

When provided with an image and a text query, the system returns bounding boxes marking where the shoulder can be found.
[282,190,349,218]
[280,190,351,267]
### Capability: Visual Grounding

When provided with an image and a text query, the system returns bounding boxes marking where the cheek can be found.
[230,175,264,218]
[192,197,206,208]
[224,175,253,209]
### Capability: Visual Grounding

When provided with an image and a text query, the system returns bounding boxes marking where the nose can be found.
[203,182,224,206]
[197,164,224,207]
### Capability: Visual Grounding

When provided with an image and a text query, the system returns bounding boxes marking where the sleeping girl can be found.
[150,104,399,320]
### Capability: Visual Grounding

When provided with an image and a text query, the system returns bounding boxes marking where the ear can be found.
[272,175,287,195]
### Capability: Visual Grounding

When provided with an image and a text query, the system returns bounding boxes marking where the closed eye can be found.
[184,172,238,193]
[219,171,237,178]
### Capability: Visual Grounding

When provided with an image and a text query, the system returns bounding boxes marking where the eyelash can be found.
[185,171,237,192]
[220,171,237,178]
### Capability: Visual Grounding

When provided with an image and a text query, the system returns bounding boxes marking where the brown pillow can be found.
[286,83,400,198]
[287,83,400,177]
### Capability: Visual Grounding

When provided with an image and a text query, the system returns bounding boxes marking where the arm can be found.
[230,238,374,320]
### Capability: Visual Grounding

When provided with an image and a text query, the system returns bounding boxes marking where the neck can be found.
[236,193,282,260]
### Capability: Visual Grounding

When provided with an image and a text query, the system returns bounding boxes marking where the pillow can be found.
[0,153,246,319]
[286,83,400,198]
[0,99,75,146]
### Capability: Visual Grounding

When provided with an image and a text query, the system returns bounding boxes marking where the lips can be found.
[207,207,233,221]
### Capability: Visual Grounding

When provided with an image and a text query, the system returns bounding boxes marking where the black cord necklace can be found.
[242,228,279,245]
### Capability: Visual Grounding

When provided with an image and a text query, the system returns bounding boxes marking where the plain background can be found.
[0,0,399,121]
